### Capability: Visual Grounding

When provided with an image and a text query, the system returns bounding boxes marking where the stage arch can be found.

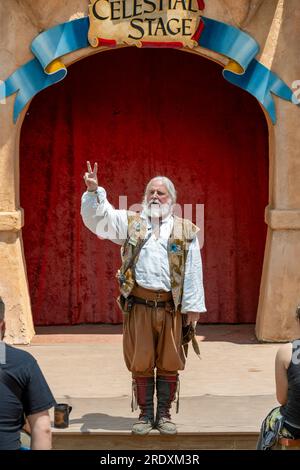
[20,47,268,325]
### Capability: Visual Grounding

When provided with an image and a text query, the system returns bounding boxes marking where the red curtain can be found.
[20,48,268,325]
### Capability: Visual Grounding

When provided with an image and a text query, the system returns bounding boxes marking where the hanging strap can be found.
[175,376,180,414]
[121,232,152,278]
[182,324,202,360]
[131,378,138,412]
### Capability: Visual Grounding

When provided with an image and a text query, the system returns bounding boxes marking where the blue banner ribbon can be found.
[0,18,89,122]
[198,17,296,123]
[0,15,298,124]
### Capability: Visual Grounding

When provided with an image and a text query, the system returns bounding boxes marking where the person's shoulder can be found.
[278,342,293,353]
[5,344,37,365]
[276,342,292,367]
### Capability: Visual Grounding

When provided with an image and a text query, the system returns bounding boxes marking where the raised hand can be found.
[83,161,98,192]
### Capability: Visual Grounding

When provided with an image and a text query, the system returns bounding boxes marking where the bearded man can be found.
[81,161,206,435]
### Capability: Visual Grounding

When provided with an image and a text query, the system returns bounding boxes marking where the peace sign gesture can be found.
[83,161,98,192]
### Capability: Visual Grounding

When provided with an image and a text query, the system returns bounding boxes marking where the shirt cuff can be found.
[181,308,207,314]
[85,187,106,202]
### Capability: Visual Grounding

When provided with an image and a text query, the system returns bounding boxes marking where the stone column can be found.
[0,114,35,344]
[0,0,37,343]
[255,0,300,341]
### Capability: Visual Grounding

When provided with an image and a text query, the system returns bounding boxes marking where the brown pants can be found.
[123,285,186,377]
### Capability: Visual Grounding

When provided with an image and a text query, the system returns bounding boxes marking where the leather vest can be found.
[117,213,199,311]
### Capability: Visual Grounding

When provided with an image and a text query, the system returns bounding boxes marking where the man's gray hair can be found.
[0,297,4,321]
[143,176,177,204]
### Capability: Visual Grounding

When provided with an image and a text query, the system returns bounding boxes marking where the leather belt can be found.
[131,284,172,302]
[131,296,171,309]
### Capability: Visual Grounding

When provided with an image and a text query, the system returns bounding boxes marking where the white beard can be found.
[142,200,172,219]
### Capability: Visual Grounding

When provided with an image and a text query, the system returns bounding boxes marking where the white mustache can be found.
[149,200,160,206]
[146,201,171,215]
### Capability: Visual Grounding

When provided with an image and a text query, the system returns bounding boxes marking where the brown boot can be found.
[132,376,155,435]
[155,374,179,435]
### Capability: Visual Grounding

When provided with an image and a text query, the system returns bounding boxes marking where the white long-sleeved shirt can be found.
[81,187,206,313]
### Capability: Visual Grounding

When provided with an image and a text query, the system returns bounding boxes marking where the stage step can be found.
[52,431,259,450]
[49,395,274,450]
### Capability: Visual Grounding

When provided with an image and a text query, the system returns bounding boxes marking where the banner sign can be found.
[88,0,204,48]
[0,1,298,124]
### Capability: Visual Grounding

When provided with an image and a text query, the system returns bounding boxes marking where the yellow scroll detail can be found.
[46,59,66,74]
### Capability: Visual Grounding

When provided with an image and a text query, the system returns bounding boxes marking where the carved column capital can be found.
[0,209,24,231]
